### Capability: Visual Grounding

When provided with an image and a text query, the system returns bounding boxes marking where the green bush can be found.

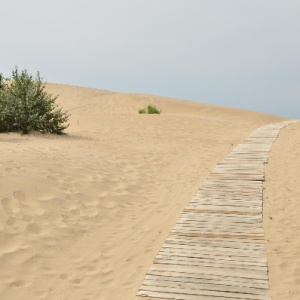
[138,104,161,114]
[147,104,161,114]
[0,68,69,134]
[138,108,146,114]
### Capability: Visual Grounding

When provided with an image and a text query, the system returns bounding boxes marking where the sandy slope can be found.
[264,121,300,300]
[0,83,289,300]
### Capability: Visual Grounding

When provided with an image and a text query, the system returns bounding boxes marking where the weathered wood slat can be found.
[202,180,263,185]
[161,244,267,258]
[138,285,271,300]
[173,222,264,231]
[149,264,269,280]
[156,251,267,265]
[154,257,267,270]
[190,198,262,205]
[171,232,265,240]
[178,214,263,221]
[163,236,266,246]
[166,235,266,245]
[186,206,262,214]
[145,273,269,289]
[137,121,296,300]
[191,195,262,202]
[177,217,263,226]
[142,278,267,296]
[138,290,270,300]
[173,224,264,231]
[180,212,263,222]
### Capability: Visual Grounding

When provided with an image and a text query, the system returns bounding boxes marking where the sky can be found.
[1,0,300,118]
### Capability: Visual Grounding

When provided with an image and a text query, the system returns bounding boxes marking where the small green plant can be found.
[147,104,161,114]
[0,67,69,134]
[138,104,161,114]
[138,108,146,114]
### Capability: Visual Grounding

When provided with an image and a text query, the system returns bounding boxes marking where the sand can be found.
[264,121,300,300]
[0,83,297,300]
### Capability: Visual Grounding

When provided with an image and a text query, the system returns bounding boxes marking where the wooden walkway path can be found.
[136,121,296,300]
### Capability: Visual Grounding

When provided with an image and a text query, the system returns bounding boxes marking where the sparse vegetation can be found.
[138,104,161,114]
[138,108,146,114]
[0,67,69,134]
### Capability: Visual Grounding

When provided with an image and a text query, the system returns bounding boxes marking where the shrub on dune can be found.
[0,67,69,134]
[138,104,161,114]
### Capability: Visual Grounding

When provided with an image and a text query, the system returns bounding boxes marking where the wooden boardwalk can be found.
[136,121,296,300]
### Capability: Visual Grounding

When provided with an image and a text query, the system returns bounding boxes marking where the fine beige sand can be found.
[0,83,297,300]
[264,121,300,300]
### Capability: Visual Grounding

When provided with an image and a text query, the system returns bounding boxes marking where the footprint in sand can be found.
[101,264,113,274]
[71,277,81,285]
[13,191,27,202]
[59,273,71,280]
[6,217,25,230]
[101,200,117,209]
[27,223,41,234]
[5,167,13,173]
[59,273,82,285]
[22,214,33,222]
[1,198,20,214]
[10,280,28,288]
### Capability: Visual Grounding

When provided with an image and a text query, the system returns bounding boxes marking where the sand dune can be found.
[0,83,296,300]
[264,121,300,300]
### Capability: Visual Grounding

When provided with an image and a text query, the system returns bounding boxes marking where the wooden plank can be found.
[138,285,271,300]
[163,237,266,247]
[135,296,169,300]
[145,272,269,289]
[176,220,263,229]
[158,244,267,258]
[185,206,262,214]
[165,235,266,245]
[149,264,269,280]
[176,217,263,225]
[180,222,263,228]
[187,203,262,209]
[172,227,264,235]
[142,277,268,295]
[161,243,266,252]
[177,219,263,226]
[160,242,267,254]
[173,225,264,234]
[154,256,267,269]
[184,206,262,213]
[153,258,267,271]
[138,290,269,300]
[188,200,263,206]
[190,195,263,202]
[190,196,262,202]
[179,215,263,223]
[156,251,267,265]
[201,187,262,194]
[208,175,264,181]
[179,216,263,224]
[164,240,266,253]
[164,241,266,253]
[190,198,262,205]
[180,213,263,222]
[202,181,263,186]
[189,201,262,207]
[171,232,265,240]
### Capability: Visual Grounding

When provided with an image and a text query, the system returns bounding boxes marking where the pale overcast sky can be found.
[1,0,299,118]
